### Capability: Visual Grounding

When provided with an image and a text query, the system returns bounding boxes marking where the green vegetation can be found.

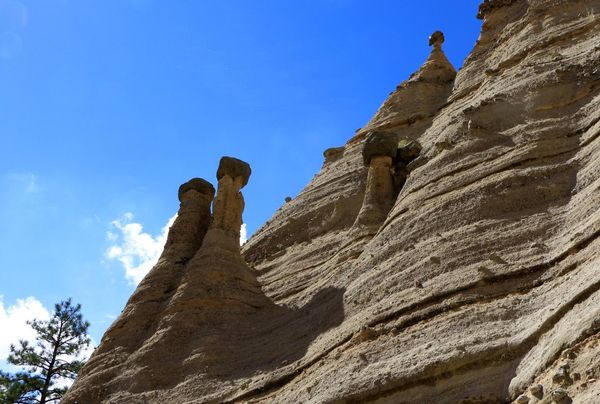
[0,299,90,404]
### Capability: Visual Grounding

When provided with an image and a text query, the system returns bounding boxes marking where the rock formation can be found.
[351,131,398,232]
[65,0,599,402]
[68,177,215,400]
[204,156,251,252]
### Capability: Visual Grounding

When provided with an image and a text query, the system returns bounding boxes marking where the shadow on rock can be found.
[188,286,346,380]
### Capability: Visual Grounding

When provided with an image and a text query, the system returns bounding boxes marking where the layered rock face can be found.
[65,0,599,403]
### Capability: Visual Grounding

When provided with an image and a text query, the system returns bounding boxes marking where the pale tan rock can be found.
[551,388,569,402]
[351,131,398,232]
[163,178,215,261]
[358,30,456,137]
[515,394,530,404]
[352,154,394,229]
[323,146,345,164]
[530,384,544,399]
[66,177,214,401]
[212,157,249,238]
[65,1,600,403]
[477,0,518,20]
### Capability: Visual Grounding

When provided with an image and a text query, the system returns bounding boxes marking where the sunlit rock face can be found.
[65,1,599,403]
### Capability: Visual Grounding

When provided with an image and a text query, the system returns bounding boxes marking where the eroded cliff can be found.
[65,1,599,403]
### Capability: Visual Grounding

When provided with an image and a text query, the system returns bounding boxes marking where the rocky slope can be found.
[64,0,599,403]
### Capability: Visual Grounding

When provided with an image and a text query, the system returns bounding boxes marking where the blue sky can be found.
[0,0,482,359]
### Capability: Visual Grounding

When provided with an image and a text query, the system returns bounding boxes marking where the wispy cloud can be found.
[106,212,177,285]
[107,213,249,283]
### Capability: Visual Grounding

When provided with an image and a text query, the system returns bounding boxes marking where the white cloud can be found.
[240,223,248,245]
[0,296,50,364]
[0,296,95,391]
[107,214,250,282]
[106,212,177,285]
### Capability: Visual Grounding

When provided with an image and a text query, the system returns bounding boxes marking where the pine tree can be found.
[1,299,91,404]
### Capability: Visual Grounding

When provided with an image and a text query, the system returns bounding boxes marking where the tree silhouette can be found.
[0,299,91,403]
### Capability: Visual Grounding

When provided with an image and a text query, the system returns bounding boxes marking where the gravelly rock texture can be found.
[64,1,599,403]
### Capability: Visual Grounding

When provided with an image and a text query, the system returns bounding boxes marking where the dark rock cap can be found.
[429,31,444,47]
[397,139,422,165]
[216,156,252,187]
[323,146,345,163]
[363,131,398,166]
[178,178,215,202]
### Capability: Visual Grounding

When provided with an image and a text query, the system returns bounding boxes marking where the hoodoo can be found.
[65,1,599,402]
[66,177,215,401]
[352,131,398,231]
[203,156,252,253]
[360,29,456,135]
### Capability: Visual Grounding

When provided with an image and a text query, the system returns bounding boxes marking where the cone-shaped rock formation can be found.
[66,2,600,401]
[65,159,346,403]
[66,178,215,401]
[360,29,456,136]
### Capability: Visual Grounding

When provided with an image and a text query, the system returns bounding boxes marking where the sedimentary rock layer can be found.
[65,1,599,403]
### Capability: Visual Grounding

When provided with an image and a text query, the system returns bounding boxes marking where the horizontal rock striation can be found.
[65,0,599,403]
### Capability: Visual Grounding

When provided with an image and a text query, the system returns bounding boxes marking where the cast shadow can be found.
[188,286,346,380]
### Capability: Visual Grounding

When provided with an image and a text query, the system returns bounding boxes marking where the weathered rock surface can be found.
[65,0,599,402]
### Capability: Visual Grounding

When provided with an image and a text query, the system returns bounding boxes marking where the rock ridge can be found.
[65,1,599,402]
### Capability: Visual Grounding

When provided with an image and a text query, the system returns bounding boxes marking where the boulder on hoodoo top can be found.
[323,146,345,164]
[216,156,252,187]
[178,178,215,202]
[396,138,422,165]
[363,131,398,166]
[413,30,456,83]
[359,31,456,134]
[428,30,444,47]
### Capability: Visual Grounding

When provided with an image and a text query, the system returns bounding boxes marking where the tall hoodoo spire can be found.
[98,178,215,352]
[213,156,251,239]
[359,30,456,135]
[200,156,252,254]
[164,177,215,260]
[351,131,398,231]
[99,176,215,354]
[64,176,216,402]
